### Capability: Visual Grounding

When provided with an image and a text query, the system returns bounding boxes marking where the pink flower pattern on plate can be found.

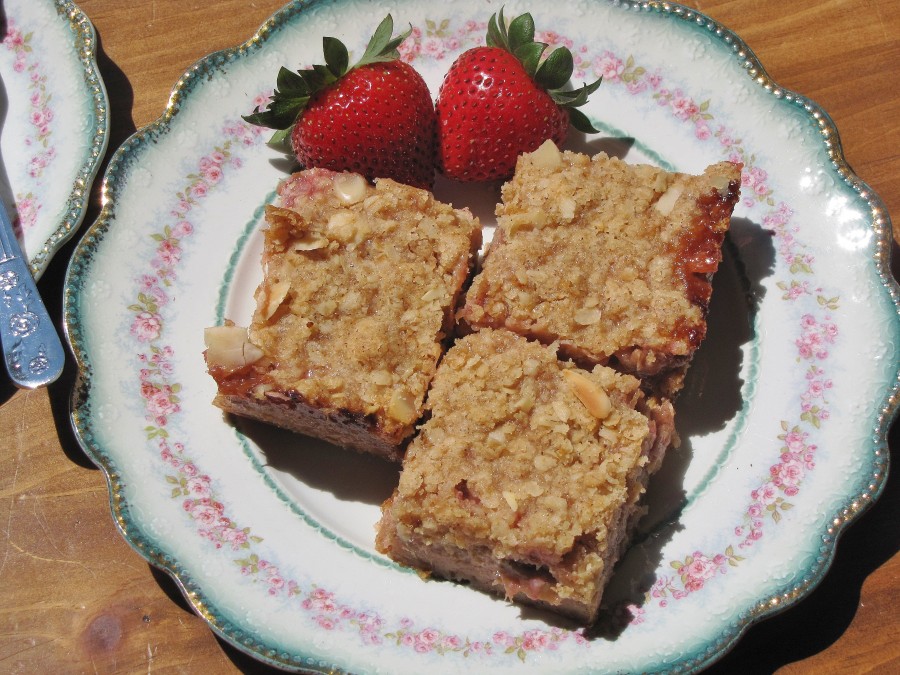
[125,17,843,660]
[548,26,840,614]
[3,18,56,233]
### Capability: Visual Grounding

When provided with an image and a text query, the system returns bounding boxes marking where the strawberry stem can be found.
[486,7,602,133]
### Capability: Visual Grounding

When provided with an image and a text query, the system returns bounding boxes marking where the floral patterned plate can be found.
[63,0,899,672]
[0,0,108,279]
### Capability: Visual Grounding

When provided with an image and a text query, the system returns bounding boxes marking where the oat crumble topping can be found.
[460,142,741,393]
[207,168,481,457]
[377,329,664,621]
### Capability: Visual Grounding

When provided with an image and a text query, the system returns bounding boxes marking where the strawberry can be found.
[435,9,602,182]
[244,16,437,189]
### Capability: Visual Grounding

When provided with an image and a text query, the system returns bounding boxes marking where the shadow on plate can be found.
[591,217,776,638]
[224,217,776,645]
[175,166,891,671]
[235,416,400,507]
[568,132,635,160]
[171,410,900,675]
[432,135,636,228]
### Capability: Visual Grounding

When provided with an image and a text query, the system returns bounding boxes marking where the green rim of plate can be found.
[62,1,900,672]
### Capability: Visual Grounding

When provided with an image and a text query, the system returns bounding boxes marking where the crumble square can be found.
[205,168,481,461]
[376,328,675,623]
[459,140,741,396]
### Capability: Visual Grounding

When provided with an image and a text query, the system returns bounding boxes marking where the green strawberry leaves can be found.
[243,15,410,135]
[323,37,349,77]
[487,9,535,53]
[244,68,308,130]
[486,7,602,133]
[566,107,598,134]
[357,14,410,66]
[535,48,573,91]
[246,8,602,155]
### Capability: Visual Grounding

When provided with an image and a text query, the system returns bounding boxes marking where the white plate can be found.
[63,1,900,672]
[0,0,108,279]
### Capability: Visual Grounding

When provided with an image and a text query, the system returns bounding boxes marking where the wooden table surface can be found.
[1,0,898,672]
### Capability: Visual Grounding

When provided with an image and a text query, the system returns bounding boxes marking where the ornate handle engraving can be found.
[0,211,65,388]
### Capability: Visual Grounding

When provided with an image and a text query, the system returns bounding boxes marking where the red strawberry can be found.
[244,16,437,189]
[436,9,602,182]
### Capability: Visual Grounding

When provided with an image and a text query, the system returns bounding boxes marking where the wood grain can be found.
[1,1,897,673]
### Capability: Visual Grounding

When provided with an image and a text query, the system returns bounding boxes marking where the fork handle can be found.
[0,253,65,388]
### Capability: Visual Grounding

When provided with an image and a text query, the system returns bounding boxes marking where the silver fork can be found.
[0,205,65,388]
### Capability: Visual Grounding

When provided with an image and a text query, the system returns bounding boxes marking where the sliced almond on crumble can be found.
[527,138,562,169]
[387,389,418,425]
[506,209,548,236]
[260,280,290,320]
[710,173,732,193]
[371,370,393,386]
[502,490,519,511]
[654,184,683,216]
[561,369,612,420]
[204,325,264,369]
[332,173,368,204]
[293,235,329,251]
[573,307,602,326]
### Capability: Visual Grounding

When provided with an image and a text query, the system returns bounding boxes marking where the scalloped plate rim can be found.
[1,0,110,279]
[62,0,900,672]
